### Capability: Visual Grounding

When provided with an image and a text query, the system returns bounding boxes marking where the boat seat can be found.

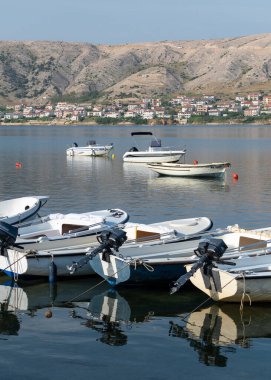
[62,224,88,235]
[239,236,267,251]
[136,229,161,242]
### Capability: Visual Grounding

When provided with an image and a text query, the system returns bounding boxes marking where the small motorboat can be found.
[88,224,271,287]
[0,196,49,225]
[0,216,212,280]
[123,132,186,163]
[66,140,114,156]
[148,162,231,178]
[17,208,129,242]
[171,226,271,303]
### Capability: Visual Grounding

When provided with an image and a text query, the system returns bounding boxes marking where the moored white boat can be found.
[0,216,213,280]
[148,162,231,178]
[16,208,129,242]
[0,196,49,225]
[186,254,271,303]
[66,140,113,156]
[174,226,271,303]
[123,132,186,163]
[88,224,271,287]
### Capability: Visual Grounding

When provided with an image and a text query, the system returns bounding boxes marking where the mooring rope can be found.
[0,249,30,275]
[66,257,134,303]
[180,270,241,322]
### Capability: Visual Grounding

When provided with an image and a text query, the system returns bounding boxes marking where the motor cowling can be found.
[194,238,228,262]
[97,228,127,252]
[0,221,18,248]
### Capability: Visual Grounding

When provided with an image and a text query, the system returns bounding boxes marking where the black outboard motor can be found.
[0,221,18,247]
[170,237,228,294]
[68,228,127,274]
[97,229,127,252]
[194,238,228,262]
[0,221,18,255]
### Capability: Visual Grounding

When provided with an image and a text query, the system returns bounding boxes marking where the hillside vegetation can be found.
[1,34,271,104]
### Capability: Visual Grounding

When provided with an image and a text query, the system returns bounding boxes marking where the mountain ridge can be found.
[1,33,271,104]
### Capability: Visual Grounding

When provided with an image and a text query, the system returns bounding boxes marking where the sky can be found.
[1,0,271,45]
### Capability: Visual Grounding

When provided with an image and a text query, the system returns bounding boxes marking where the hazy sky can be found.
[2,0,271,44]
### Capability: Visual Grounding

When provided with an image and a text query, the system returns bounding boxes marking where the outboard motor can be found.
[0,221,18,255]
[194,238,228,262]
[97,229,127,252]
[67,228,127,274]
[170,237,229,294]
[0,221,18,247]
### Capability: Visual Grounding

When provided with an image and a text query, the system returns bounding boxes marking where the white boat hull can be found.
[91,225,271,286]
[123,152,184,163]
[148,162,231,177]
[0,216,213,279]
[66,144,113,157]
[187,252,271,303]
[0,196,49,225]
[17,208,129,241]
[0,247,96,279]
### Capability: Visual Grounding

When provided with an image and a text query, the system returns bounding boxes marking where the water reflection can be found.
[71,290,131,346]
[66,155,115,172]
[2,278,271,358]
[122,162,156,181]
[71,286,205,346]
[147,176,231,193]
[0,278,109,313]
[170,303,271,366]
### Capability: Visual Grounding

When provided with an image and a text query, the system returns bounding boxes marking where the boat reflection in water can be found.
[2,279,271,356]
[0,278,203,343]
[147,176,231,193]
[71,289,131,346]
[169,303,271,366]
[122,162,156,181]
[66,155,114,172]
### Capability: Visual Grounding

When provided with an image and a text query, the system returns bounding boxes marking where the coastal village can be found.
[1,92,271,124]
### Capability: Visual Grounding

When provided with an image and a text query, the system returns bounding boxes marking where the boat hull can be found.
[123,152,184,163]
[66,145,113,157]
[0,196,49,225]
[148,162,230,177]
[0,248,96,280]
[0,215,213,280]
[187,259,271,303]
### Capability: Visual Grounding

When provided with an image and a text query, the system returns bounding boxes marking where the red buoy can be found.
[232,172,239,180]
[15,162,22,168]
[193,160,198,165]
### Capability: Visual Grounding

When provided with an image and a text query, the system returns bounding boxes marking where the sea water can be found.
[0,124,271,379]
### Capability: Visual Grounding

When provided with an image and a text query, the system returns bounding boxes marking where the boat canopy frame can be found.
[131,132,153,136]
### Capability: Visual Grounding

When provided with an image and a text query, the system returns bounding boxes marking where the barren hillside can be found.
[1,34,271,104]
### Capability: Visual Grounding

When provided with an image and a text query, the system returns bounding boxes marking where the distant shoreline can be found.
[1,120,271,127]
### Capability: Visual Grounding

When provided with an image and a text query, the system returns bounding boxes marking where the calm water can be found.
[0,124,271,379]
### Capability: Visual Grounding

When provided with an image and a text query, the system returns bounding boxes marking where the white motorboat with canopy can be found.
[0,196,49,225]
[66,140,114,156]
[123,132,186,163]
